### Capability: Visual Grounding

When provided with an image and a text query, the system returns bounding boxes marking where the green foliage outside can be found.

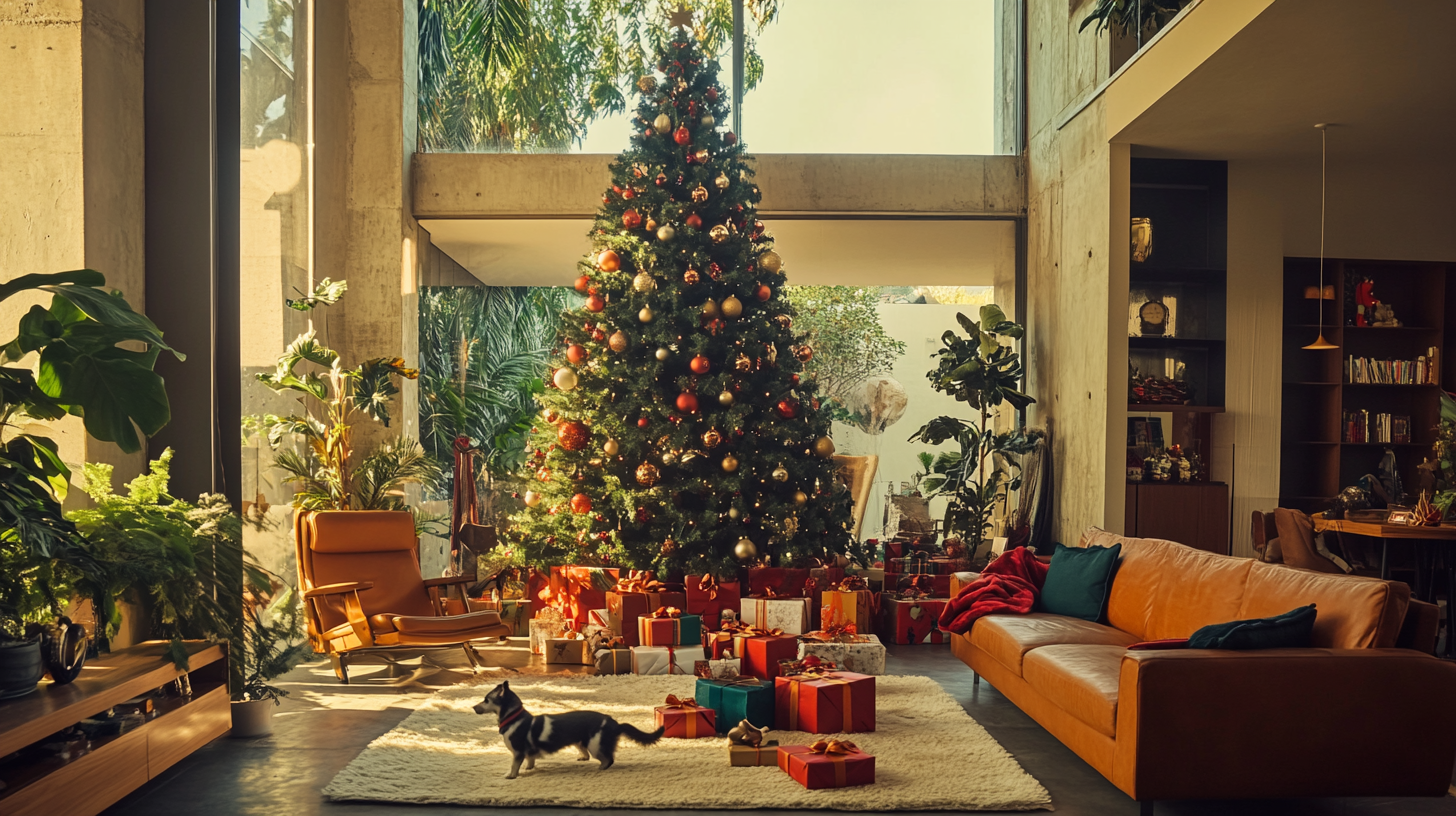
[418,0,780,152]
[1079,0,1186,36]
[784,286,906,430]
[908,305,1036,556]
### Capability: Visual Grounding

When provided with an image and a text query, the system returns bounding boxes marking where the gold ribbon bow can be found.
[651,606,682,619]
[810,739,860,756]
[615,569,657,593]
[697,574,721,600]
[661,694,706,738]
[663,694,696,708]
[837,576,868,592]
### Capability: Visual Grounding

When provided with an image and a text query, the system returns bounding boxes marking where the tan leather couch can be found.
[951,527,1456,809]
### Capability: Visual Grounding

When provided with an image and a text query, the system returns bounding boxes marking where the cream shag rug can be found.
[323,673,1051,811]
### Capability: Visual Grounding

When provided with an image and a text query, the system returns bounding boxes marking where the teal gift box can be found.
[696,677,775,734]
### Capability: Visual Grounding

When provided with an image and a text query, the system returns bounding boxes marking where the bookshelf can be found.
[1279,258,1455,514]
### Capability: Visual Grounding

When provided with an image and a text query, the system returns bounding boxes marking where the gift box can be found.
[696,676,775,732]
[631,644,699,675]
[468,598,532,636]
[545,636,592,665]
[734,631,800,680]
[891,572,952,597]
[774,671,876,733]
[881,596,949,645]
[685,574,741,630]
[654,694,715,738]
[608,587,688,647]
[704,628,740,659]
[529,610,568,655]
[741,597,811,635]
[747,567,811,598]
[729,742,780,766]
[797,634,886,675]
[888,553,966,575]
[778,741,875,789]
[536,566,619,625]
[949,571,979,598]
[637,610,701,647]
[693,658,742,679]
[594,647,632,674]
[821,589,875,633]
[851,567,885,593]
[587,608,612,629]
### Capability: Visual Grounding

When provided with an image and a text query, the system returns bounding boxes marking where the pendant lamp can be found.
[1304,123,1338,350]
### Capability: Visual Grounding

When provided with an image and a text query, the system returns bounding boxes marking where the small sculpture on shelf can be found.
[1352,277,1401,328]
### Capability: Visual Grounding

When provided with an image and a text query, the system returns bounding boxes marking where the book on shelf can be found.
[1345,352,1440,385]
[1342,410,1412,444]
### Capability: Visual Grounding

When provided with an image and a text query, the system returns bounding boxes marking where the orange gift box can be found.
[777,740,875,789]
[735,631,799,680]
[653,695,715,739]
[774,670,876,733]
[536,566,618,626]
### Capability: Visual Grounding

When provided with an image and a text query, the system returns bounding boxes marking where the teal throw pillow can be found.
[1188,604,1317,650]
[1038,542,1121,622]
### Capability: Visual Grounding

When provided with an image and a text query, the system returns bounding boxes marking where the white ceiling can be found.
[1115,0,1456,162]
[419,218,1016,288]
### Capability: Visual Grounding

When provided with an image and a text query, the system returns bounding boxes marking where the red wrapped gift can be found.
[534,566,619,625]
[777,740,875,789]
[881,596,948,644]
[890,572,951,597]
[654,694,715,739]
[733,629,799,680]
[686,574,741,630]
[636,606,700,646]
[704,623,746,659]
[607,573,687,646]
[747,567,811,598]
[774,670,875,733]
[821,588,875,634]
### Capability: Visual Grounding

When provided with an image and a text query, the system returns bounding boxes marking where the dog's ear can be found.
[502,680,509,690]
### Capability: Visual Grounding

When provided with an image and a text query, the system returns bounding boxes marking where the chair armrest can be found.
[1114,648,1456,800]
[423,574,477,588]
[304,581,375,599]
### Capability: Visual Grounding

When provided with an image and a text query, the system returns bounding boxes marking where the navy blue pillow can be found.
[1188,604,1317,650]
[1039,543,1121,622]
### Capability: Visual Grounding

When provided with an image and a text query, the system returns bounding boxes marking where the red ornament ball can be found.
[686,213,703,229]
[706,87,719,102]
[574,275,590,293]
[775,398,799,419]
[571,493,592,514]
[622,209,643,229]
[622,189,635,200]
[673,126,691,145]
[566,344,588,364]
[557,420,590,451]
[790,373,800,386]
[756,284,772,301]
[637,417,650,428]
[689,355,711,374]
[587,294,606,313]
[725,132,737,145]
[598,249,620,271]
[676,392,700,413]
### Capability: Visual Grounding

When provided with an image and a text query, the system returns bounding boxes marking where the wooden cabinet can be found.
[1126,482,1230,554]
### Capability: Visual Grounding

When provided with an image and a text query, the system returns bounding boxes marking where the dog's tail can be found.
[619,723,665,746]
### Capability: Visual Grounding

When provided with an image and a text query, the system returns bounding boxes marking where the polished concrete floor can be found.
[104,640,1456,816]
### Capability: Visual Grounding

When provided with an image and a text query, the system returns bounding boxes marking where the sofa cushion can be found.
[1040,542,1121,622]
[1241,562,1409,648]
[1188,604,1317,649]
[1144,543,1254,640]
[971,613,1138,677]
[1022,644,1125,738]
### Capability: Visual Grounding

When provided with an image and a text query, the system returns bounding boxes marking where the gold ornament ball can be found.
[691,185,709,203]
[813,435,836,457]
[701,114,715,127]
[721,295,743,318]
[639,306,655,323]
[734,538,757,561]
[636,462,660,487]
[759,251,783,274]
[603,438,620,457]
[553,367,579,391]
[662,450,678,466]
[728,506,741,520]
[523,490,541,508]
[772,466,789,482]
[702,429,722,448]
[693,148,710,163]
[655,347,670,361]
[709,225,729,243]
[701,299,720,319]
[721,454,739,473]
[657,224,676,241]
[653,113,671,131]
[608,330,629,352]
[718,390,734,406]
[646,217,659,233]
[638,75,658,94]
[793,490,808,507]
[632,271,657,293]
[714,173,730,190]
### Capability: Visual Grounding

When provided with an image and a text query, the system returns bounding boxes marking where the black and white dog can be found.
[472,680,664,778]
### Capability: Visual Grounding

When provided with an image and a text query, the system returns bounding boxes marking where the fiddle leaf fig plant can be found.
[907,305,1036,559]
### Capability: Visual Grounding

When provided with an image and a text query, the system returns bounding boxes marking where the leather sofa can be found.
[951,528,1456,812]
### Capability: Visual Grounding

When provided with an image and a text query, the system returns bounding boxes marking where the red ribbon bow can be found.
[651,606,682,619]
[663,694,696,708]
[802,577,821,597]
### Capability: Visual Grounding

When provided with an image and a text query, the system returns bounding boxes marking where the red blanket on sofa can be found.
[938,546,1049,635]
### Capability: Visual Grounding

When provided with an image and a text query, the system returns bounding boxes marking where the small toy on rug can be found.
[471,680,664,779]
[727,719,770,747]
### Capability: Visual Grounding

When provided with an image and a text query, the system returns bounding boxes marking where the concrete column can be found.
[0,0,146,490]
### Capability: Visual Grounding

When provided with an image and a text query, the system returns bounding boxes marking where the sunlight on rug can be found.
[323,673,1051,811]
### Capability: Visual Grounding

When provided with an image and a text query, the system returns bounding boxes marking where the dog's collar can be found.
[498,707,525,732]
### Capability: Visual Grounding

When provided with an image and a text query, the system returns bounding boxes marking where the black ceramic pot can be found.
[0,636,45,700]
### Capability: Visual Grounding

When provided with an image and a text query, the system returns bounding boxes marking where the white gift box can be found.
[693,657,742,679]
[529,616,567,656]
[630,644,700,675]
[796,634,887,675]
[740,597,811,634]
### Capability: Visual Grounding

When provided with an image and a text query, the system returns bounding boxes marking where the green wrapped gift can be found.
[696,677,774,734]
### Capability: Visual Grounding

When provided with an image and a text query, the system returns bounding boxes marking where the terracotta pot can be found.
[230,698,276,737]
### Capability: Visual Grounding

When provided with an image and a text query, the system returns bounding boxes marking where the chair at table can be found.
[1250,510,1281,563]
[1273,508,1346,574]
[833,454,879,540]
[294,510,511,683]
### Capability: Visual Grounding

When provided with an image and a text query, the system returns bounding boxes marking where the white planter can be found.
[230,699,276,737]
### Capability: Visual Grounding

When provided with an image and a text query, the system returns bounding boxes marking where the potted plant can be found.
[908,305,1037,564]
[230,565,309,737]
[0,270,178,697]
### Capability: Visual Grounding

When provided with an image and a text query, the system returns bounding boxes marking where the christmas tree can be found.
[509,21,857,578]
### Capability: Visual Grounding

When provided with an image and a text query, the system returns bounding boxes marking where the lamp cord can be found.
[1318,127,1326,326]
